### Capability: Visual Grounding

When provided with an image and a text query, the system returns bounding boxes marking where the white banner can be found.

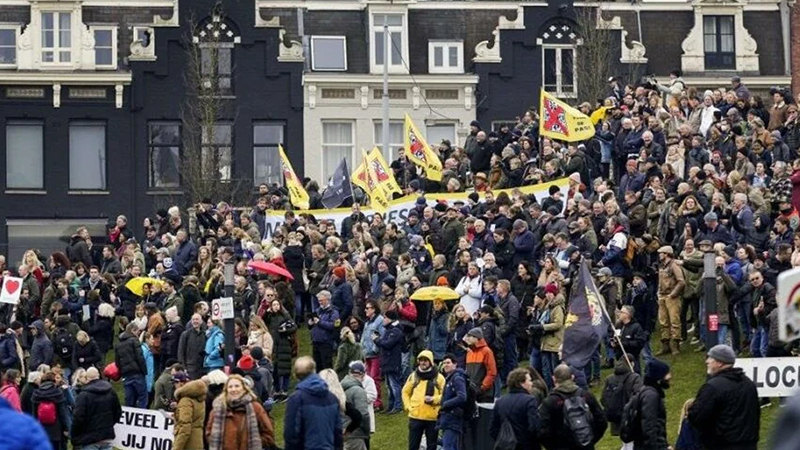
[778,267,800,342]
[260,178,571,239]
[735,357,800,397]
[114,406,174,450]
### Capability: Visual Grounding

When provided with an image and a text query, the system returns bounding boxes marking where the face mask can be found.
[660,379,671,390]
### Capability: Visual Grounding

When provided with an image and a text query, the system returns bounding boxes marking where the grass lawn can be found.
[107,328,780,449]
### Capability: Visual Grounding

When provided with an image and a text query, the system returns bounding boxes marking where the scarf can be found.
[415,366,438,397]
[209,394,261,450]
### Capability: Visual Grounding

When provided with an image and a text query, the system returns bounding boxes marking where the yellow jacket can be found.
[402,350,445,421]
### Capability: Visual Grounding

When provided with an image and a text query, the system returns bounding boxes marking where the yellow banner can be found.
[367,147,402,195]
[362,150,390,213]
[404,114,443,181]
[278,144,310,210]
[539,89,595,142]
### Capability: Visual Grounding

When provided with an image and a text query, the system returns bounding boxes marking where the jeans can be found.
[386,372,403,411]
[295,293,306,323]
[541,351,559,390]
[584,345,601,381]
[717,324,729,346]
[501,334,518,385]
[272,369,290,393]
[751,326,768,357]
[737,302,752,343]
[641,336,653,365]
[365,357,383,409]
[123,375,148,408]
[441,428,461,450]
[408,419,437,450]
[79,444,113,450]
[529,347,542,376]
[401,352,411,380]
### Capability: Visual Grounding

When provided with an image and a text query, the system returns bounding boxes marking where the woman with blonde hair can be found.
[73,330,103,371]
[205,374,274,450]
[197,246,214,285]
[334,327,364,380]
[319,367,365,446]
[447,303,474,367]
[21,249,44,288]
[246,315,274,358]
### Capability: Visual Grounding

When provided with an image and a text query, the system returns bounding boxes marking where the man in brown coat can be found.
[657,246,685,355]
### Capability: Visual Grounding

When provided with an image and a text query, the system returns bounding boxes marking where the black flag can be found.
[321,158,353,209]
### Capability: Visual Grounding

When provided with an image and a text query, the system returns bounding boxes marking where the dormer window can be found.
[41,12,72,64]
[370,12,408,74]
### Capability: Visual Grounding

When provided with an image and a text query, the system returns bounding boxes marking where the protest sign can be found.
[258,177,571,239]
[778,267,800,342]
[735,357,800,397]
[0,276,22,305]
[114,406,174,450]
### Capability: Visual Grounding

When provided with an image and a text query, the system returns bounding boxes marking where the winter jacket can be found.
[361,314,384,358]
[541,296,566,353]
[205,395,274,450]
[203,326,225,370]
[173,240,197,276]
[246,329,273,359]
[0,384,20,412]
[86,315,114,356]
[115,330,146,378]
[331,279,354,321]
[283,374,344,450]
[142,342,155,392]
[687,367,760,450]
[634,384,668,450]
[71,379,121,446]
[174,380,207,450]
[0,396,50,450]
[427,310,449,361]
[335,338,364,380]
[28,321,53,371]
[72,339,103,370]
[161,321,184,367]
[341,375,371,440]
[310,305,340,345]
[513,230,536,267]
[539,380,608,450]
[66,235,92,268]
[376,321,404,375]
[178,326,207,379]
[498,293,520,338]
[31,381,70,443]
[454,275,483,316]
[490,388,541,450]
[614,320,647,360]
[0,332,19,371]
[449,318,474,368]
[153,369,175,410]
[465,338,497,403]
[265,309,296,377]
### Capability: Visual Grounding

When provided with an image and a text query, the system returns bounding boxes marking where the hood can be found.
[756,213,771,232]
[82,379,113,395]
[417,350,435,363]
[716,367,747,383]
[340,375,363,391]
[554,379,579,395]
[296,373,331,397]
[33,381,65,403]
[548,294,565,309]
[175,379,208,401]
[69,235,84,245]
[119,331,137,342]
[614,359,634,375]
[30,320,45,334]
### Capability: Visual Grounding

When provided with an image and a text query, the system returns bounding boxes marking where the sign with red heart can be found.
[0,276,23,305]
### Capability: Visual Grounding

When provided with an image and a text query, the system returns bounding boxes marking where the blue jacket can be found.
[601,241,628,277]
[28,320,53,371]
[375,322,404,374]
[331,280,353,321]
[490,388,541,450]
[0,396,51,450]
[0,332,19,370]
[203,326,225,369]
[513,230,536,266]
[284,374,344,450]
[724,259,744,286]
[361,314,384,358]
[173,240,198,276]
[427,310,449,361]
[141,343,155,392]
[437,368,468,432]
[311,306,340,345]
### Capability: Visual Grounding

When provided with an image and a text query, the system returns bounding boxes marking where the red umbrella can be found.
[248,261,294,281]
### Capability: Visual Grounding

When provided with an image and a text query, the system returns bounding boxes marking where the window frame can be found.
[6,120,44,190]
[40,11,73,66]
[373,120,404,163]
[201,123,233,182]
[425,122,457,146]
[321,120,355,180]
[91,25,117,70]
[147,121,182,189]
[310,35,347,72]
[252,121,285,187]
[541,44,577,99]
[369,12,408,74]
[428,40,463,74]
[68,121,107,191]
[0,25,19,68]
[703,15,736,71]
[199,43,234,96]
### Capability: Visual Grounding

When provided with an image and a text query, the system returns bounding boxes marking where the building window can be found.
[373,121,403,163]
[6,121,44,190]
[93,27,116,69]
[370,13,407,73]
[491,121,517,132]
[311,36,347,71]
[69,122,106,190]
[41,12,72,64]
[426,123,456,147]
[542,46,576,98]
[253,122,284,187]
[202,124,232,181]
[428,41,463,74]
[0,27,17,66]
[200,46,233,95]
[148,122,181,188]
[322,121,354,180]
[704,15,735,70]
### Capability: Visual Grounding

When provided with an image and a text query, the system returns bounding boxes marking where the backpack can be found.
[601,372,637,424]
[54,328,75,360]
[619,387,646,443]
[493,419,518,450]
[37,401,57,425]
[562,392,595,448]
[622,238,637,267]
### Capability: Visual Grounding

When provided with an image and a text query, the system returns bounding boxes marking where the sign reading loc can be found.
[735,357,800,397]
[212,297,234,320]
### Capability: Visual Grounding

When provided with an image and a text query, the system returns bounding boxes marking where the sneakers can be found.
[687,325,696,335]
[690,337,700,345]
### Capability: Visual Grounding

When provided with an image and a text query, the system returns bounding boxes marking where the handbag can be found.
[494,418,518,450]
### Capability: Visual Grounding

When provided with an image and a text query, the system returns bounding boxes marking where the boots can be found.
[670,340,681,355]
[656,340,670,356]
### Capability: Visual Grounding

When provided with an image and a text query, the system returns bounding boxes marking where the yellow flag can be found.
[366,147,402,195]
[590,106,610,125]
[278,144,310,210]
[361,150,390,213]
[351,159,370,193]
[539,89,595,142]
[403,114,443,181]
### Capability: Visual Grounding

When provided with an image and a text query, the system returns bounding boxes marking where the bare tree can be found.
[574,7,614,107]
[180,3,251,208]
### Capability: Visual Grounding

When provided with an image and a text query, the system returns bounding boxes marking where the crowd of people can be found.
[0,71,796,450]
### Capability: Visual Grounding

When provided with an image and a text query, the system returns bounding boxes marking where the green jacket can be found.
[541,295,565,353]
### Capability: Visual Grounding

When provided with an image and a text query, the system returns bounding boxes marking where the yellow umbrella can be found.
[125,277,164,297]
[410,286,460,301]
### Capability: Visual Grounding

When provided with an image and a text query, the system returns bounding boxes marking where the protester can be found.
[630,359,671,450]
[463,327,497,403]
[71,367,122,450]
[539,364,607,450]
[490,367,541,450]
[437,353,469,450]
[206,374,275,450]
[115,322,148,408]
[173,372,207,450]
[341,361,371,450]
[283,356,343,450]
[402,350,445,450]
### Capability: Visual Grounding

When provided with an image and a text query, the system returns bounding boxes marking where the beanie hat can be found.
[409,234,424,247]
[416,196,427,206]
[237,355,256,371]
[171,371,191,383]
[349,361,366,374]
[385,310,399,321]
[549,185,560,195]
[544,283,558,295]
[333,266,346,279]
[468,192,480,203]
[250,346,264,361]
[707,344,736,364]
[466,327,484,340]
[382,276,396,291]
[645,358,671,383]
[437,276,450,287]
